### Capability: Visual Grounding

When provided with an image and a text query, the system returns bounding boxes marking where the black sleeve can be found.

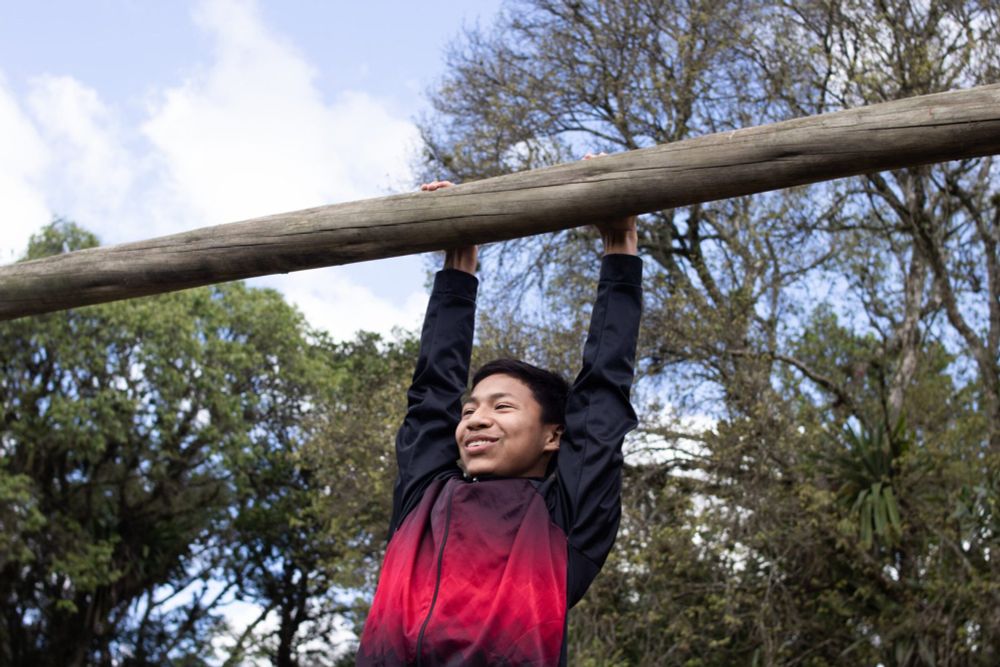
[553,254,642,606]
[388,268,478,539]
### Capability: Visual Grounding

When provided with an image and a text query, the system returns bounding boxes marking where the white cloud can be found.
[137,0,426,339]
[0,73,141,262]
[25,74,134,239]
[141,0,419,229]
[0,74,51,264]
[0,0,427,338]
[252,265,426,341]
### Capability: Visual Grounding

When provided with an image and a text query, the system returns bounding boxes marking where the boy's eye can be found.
[495,403,512,410]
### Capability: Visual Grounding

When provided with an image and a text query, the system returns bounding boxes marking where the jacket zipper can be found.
[415,481,456,666]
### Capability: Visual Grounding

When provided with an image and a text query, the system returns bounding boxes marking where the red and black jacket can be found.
[357,255,642,666]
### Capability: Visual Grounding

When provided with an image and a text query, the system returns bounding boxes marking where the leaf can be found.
[860,497,874,548]
[883,485,902,533]
[852,488,869,514]
[872,483,889,536]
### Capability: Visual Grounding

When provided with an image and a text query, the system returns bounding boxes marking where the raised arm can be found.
[558,199,642,606]
[389,181,478,538]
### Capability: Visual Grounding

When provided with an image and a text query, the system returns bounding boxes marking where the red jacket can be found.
[358,255,643,666]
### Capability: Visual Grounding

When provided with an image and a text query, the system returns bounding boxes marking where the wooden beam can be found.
[3,84,1000,321]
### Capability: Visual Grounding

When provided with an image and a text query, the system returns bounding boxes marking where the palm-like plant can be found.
[825,420,909,549]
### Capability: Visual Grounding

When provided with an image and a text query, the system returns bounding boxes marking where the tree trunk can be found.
[886,247,927,424]
[2,84,1000,321]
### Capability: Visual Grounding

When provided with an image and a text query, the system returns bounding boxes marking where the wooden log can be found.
[3,84,1000,321]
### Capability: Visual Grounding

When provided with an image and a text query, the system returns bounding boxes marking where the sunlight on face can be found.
[455,374,561,478]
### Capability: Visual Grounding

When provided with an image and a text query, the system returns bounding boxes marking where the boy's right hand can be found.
[421,180,479,275]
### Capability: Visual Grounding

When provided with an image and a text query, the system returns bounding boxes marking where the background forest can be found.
[2,1,1000,665]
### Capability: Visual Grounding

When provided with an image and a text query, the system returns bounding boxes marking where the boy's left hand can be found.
[421,180,479,274]
[582,153,639,256]
[595,214,638,256]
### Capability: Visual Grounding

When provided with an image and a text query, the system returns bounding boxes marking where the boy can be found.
[357,178,642,666]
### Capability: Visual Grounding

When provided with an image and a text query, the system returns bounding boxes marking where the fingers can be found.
[420,180,477,272]
[597,217,639,256]
[420,180,456,191]
[581,152,638,254]
[584,152,631,229]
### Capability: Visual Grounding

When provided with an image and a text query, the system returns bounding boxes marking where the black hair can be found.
[470,358,569,426]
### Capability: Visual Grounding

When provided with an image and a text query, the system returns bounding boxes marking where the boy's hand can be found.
[421,180,479,274]
[583,153,639,256]
[444,245,478,274]
[596,215,638,256]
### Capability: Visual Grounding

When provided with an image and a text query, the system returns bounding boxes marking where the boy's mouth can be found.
[464,436,498,451]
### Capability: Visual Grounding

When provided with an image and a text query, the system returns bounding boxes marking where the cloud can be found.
[142,0,425,339]
[137,0,428,340]
[0,74,51,264]
[26,74,134,239]
[252,264,427,341]
[142,0,420,229]
[0,0,427,339]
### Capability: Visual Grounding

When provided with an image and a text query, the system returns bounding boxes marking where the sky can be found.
[1,1,507,656]
[0,3,717,656]
[0,0,504,339]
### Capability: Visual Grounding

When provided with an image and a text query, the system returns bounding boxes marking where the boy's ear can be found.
[542,424,563,453]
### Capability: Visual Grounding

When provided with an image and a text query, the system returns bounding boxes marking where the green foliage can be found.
[0,471,45,569]
[21,217,99,260]
[825,421,908,549]
[298,331,417,638]
[421,0,1000,663]
[0,219,419,665]
[6,0,1000,663]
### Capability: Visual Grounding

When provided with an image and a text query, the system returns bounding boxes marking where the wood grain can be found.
[3,84,1000,321]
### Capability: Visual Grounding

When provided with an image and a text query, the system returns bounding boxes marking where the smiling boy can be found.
[356,177,642,666]
[457,359,566,479]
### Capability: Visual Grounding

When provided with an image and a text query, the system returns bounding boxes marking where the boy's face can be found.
[456,373,562,478]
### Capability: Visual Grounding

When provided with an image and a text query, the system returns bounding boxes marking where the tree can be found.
[292,331,419,663]
[0,220,339,665]
[421,0,1000,662]
[216,329,419,666]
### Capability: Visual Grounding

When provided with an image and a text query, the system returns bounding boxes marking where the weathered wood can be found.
[3,84,1000,321]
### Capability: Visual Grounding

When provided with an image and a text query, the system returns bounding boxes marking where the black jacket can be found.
[357,255,643,666]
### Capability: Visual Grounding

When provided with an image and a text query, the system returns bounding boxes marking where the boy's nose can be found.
[467,409,492,428]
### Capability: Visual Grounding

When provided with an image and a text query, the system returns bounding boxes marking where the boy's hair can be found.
[471,359,569,426]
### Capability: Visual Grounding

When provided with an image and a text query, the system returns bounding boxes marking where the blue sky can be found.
[0,0,503,338]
